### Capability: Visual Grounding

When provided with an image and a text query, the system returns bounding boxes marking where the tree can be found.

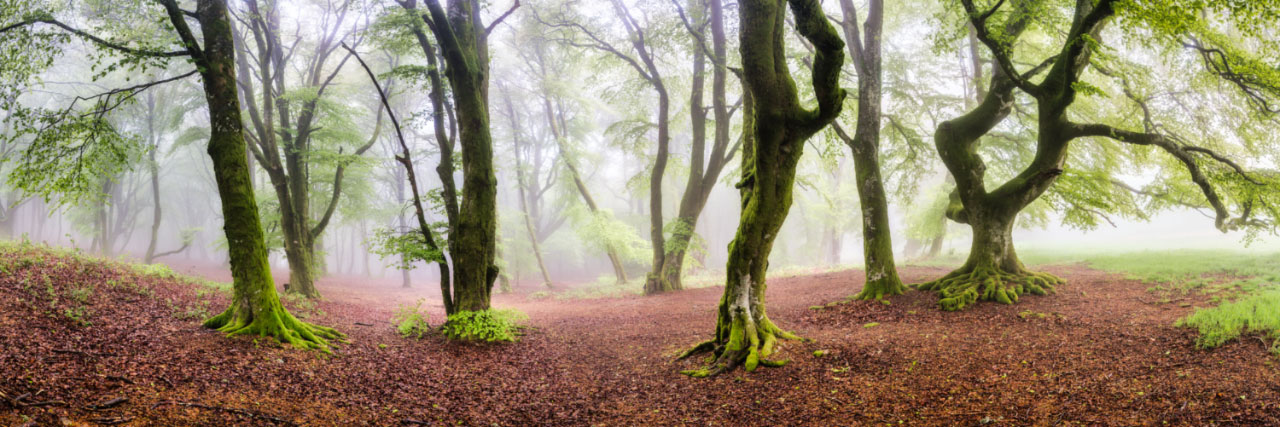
[395,0,514,314]
[921,0,1280,310]
[830,0,905,300]
[660,0,741,291]
[679,0,845,377]
[498,83,554,287]
[539,1,676,294]
[232,0,380,298]
[513,26,630,284]
[1,0,341,350]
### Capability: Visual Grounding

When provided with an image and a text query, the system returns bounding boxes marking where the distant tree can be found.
[539,0,678,294]
[498,83,554,287]
[680,0,845,376]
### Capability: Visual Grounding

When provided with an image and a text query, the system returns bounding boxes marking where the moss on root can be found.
[855,277,906,301]
[916,265,1062,311]
[678,309,800,377]
[204,305,344,352]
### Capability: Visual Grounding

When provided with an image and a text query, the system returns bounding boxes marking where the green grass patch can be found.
[1177,289,1280,354]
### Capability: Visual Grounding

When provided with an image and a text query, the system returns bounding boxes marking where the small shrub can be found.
[68,283,94,303]
[440,309,527,342]
[392,299,432,339]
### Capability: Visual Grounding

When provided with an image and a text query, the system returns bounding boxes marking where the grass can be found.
[1177,289,1280,354]
[1064,250,1280,355]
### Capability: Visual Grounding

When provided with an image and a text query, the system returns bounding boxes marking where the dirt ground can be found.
[3,249,1279,426]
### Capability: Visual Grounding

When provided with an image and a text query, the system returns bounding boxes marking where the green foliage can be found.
[392,299,433,339]
[1177,289,1280,354]
[566,205,650,264]
[370,227,445,269]
[439,309,527,342]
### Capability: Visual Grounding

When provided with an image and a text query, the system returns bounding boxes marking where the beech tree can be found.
[830,0,905,300]
[680,0,845,376]
[660,0,741,291]
[1,0,342,349]
[921,0,1280,310]
[231,0,380,298]
[394,0,514,314]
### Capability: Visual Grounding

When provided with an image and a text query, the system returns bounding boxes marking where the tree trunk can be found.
[144,92,162,263]
[681,0,845,377]
[837,0,904,300]
[422,0,498,314]
[188,0,340,350]
[918,206,1059,311]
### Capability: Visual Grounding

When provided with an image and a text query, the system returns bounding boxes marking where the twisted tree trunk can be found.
[681,0,845,377]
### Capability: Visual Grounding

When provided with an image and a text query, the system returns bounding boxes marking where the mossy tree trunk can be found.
[402,0,502,314]
[659,0,740,292]
[681,0,845,377]
[833,0,904,300]
[159,0,340,350]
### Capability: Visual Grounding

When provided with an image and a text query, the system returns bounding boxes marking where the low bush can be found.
[439,309,527,342]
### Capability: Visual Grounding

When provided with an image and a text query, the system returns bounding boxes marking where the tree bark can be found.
[681,0,845,377]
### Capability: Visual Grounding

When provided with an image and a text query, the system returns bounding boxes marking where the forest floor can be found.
[2,245,1279,426]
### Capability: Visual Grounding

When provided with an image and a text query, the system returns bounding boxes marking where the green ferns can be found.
[440,309,527,342]
[1177,288,1280,354]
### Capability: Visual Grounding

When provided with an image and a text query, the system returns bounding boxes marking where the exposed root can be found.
[679,311,799,378]
[855,278,906,301]
[204,306,345,352]
[915,265,1062,311]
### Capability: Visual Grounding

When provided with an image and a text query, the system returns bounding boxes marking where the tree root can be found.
[204,306,344,352]
[915,265,1062,311]
[855,277,906,301]
[679,311,800,378]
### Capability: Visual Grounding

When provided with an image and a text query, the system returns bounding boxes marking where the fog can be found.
[3,0,1276,294]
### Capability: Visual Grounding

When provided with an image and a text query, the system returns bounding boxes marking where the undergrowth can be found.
[440,309,527,342]
[1177,289,1280,354]
[393,299,432,339]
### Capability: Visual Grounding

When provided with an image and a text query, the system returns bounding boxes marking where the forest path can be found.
[4,250,1279,426]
